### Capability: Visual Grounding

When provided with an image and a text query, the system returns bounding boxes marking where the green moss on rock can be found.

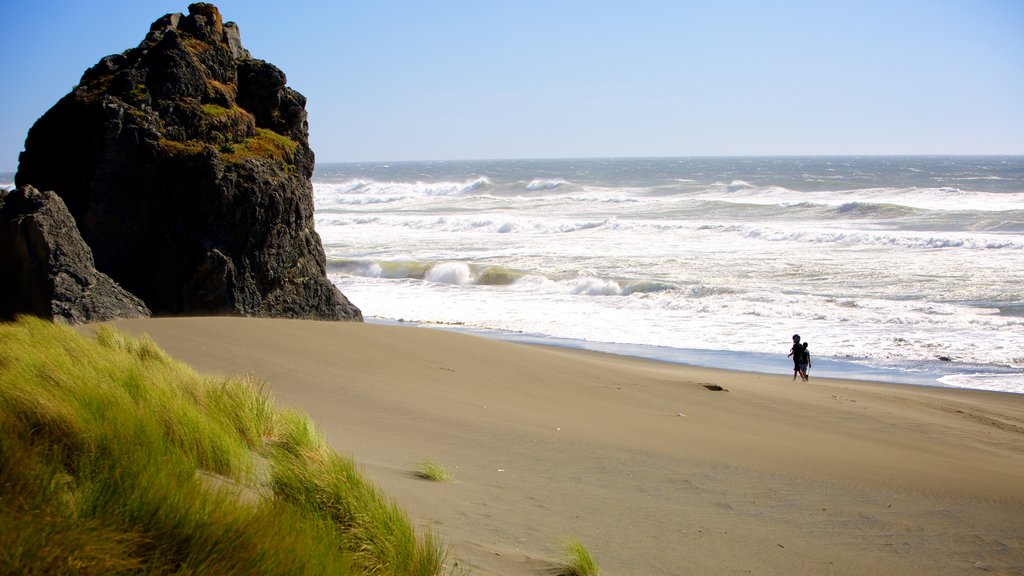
[206,79,237,105]
[183,37,211,55]
[157,138,207,158]
[221,128,297,165]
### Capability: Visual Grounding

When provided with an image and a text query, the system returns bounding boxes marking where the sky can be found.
[1,0,1023,170]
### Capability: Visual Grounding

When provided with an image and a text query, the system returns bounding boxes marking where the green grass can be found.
[552,538,600,576]
[202,103,237,118]
[182,36,211,55]
[414,460,453,482]
[221,127,298,165]
[157,137,207,158]
[0,316,447,576]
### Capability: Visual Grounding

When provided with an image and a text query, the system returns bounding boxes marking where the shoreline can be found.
[94,316,1024,576]
[370,319,1022,394]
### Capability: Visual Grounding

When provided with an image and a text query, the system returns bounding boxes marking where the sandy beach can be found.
[99,317,1024,576]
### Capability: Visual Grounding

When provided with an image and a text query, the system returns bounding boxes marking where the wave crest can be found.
[314,177,492,207]
[714,224,1024,250]
[526,178,571,191]
[425,262,474,285]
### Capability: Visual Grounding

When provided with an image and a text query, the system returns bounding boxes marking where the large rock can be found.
[15,3,361,321]
[0,186,151,324]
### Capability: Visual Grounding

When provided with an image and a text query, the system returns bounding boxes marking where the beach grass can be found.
[0,316,446,576]
[553,538,600,576]
[415,460,453,482]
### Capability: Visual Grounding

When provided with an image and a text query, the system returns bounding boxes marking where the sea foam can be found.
[313,157,1024,393]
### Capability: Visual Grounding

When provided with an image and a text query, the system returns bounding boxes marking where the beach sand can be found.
[99,317,1024,576]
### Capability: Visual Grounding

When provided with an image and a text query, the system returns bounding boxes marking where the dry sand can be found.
[101,317,1024,576]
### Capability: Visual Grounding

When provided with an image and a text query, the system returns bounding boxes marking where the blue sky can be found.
[1,0,1022,170]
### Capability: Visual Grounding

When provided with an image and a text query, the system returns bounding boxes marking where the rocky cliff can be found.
[14,3,361,321]
[1,186,151,323]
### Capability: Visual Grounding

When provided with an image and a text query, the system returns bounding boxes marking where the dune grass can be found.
[0,316,446,576]
[414,460,453,482]
[553,538,600,576]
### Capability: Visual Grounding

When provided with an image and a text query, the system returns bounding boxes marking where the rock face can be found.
[15,3,361,321]
[0,186,151,324]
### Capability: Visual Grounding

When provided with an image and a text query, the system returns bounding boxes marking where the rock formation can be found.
[15,3,361,321]
[0,186,151,324]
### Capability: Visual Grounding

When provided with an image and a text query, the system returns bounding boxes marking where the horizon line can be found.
[314,152,1024,165]
[4,152,1024,175]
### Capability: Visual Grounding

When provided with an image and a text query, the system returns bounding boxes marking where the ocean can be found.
[311,156,1024,394]
[4,157,1022,394]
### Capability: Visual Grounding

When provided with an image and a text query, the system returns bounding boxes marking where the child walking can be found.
[787,335,812,382]
[800,342,811,381]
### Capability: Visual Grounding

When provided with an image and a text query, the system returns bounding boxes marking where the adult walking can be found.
[800,342,811,381]
[787,334,805,381]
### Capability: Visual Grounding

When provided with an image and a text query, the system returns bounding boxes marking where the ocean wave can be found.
[422,261,539,286]
[723,180,756,192]
[443,215,610,234]
[569,277,623,296]
[526,178,571,191]
[329,259,529,286]
[329,258,734,300]
[315,157,1024,392]
[314,177,492,207]
[321,203,1022,244]
[314,216,382,227]
[328,259,433,280]
[708,224,1024,250]
[425,262,474,285]
[328,266,1024,371]
[832,201,918,218]
[514,274,679,296]
[559,191,645,204]
[322,213,616,235]
[951,176,1008,181]
[972,219,1024,233]
[696,185,1024,213]
[939,373,1024,394]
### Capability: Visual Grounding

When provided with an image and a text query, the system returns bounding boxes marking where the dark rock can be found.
[223,22,249,60]
[0,186,151,324]
[15,3,361,321]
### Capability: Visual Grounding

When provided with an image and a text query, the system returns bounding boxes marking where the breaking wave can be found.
[708,224,1024,250]
[314,177,492,207]
[328,258,694,296]
[526,178,571,191]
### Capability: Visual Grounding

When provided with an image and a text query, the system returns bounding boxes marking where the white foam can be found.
[314,177,492,209]
[526,178,570,191]
[939,374,1024,395]
[728,225,1024,250]
[425,262,474,285]
[698,185,1024,212]
[314,160,1024,394]
[569,277,623,296]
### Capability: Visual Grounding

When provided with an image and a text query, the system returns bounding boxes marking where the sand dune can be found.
[102,317,1024,576]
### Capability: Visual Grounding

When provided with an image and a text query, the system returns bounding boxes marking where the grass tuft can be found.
[220,127,297,165]
[552,537,600,576]
[0,316,448,575]
[157,137,207,158]
[415,460,453,482]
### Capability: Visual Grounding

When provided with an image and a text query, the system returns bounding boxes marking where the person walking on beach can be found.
[788,340,811,381]
[800,341,811,381]
[786,334,802,379]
